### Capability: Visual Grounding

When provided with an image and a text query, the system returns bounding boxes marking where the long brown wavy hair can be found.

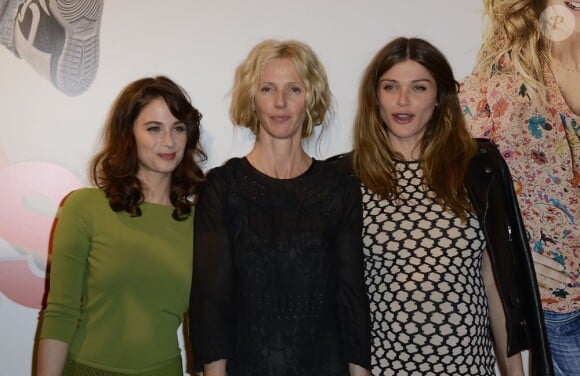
[476,0,550,96]
[90,76,206,221]
[353,37,476,220]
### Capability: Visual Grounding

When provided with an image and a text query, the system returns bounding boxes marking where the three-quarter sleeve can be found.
[190,168,235,369]
[334,171,371,370]
[40,189,91,342]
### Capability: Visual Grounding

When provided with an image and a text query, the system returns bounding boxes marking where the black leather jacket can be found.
[465,139,552,376]
[329,139,553,375]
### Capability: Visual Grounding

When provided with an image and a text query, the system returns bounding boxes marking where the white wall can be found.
[0,1,498,374]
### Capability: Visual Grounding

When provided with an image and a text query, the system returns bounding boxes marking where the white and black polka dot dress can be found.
[362,160,495,376]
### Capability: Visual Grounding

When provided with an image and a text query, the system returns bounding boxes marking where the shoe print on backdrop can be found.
[0,0,24,52]
[9,0,103,96]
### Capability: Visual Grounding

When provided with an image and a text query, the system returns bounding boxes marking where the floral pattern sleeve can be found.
[459,67,579,313]
[459,71,495,139]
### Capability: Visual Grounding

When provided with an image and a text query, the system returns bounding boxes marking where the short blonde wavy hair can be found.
[230,40,332,138]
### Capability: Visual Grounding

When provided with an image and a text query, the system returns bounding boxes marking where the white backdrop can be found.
[0,1,516,375]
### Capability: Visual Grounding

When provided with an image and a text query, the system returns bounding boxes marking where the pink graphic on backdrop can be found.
[0,161,82,309]
[0,259,46,308]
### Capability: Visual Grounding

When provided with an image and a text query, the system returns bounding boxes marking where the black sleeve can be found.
[494,144,554,375]
[189,167,235,369]
[473,139,553,375]
[334,168,371,370]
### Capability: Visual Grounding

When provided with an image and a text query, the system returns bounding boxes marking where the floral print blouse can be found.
[459,66,579,313]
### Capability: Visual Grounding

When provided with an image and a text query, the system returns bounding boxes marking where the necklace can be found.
[553,59,579,73]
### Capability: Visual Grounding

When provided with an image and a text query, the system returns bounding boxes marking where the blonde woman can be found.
[460,1,578,374]
[189,40,370,376]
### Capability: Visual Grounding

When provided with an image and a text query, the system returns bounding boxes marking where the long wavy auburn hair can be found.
[90,76,206,220]
[353,37,477,220]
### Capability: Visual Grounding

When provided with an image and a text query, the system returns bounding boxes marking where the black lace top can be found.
[189,157,370,376]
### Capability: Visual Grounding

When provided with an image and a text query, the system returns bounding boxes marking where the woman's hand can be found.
[203,359,227,376]
[349,363,370,376]
[532,252,570,295]
[36,339,69,376]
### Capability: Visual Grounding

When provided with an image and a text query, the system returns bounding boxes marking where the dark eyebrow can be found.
[379,78,433,84]
[143,120,161,125]
[141,120,184,126]
[411,79,433,84]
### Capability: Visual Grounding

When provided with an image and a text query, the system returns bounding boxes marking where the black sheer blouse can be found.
[189,157,370,376]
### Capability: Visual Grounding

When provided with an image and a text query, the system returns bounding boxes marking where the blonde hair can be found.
[353,37,476,221]
[476,0,551,95]
[230,40,331,138]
